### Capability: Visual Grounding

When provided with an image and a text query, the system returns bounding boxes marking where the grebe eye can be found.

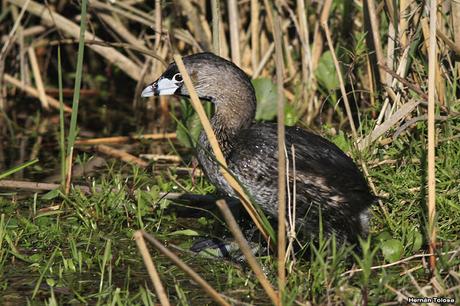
[173,73,183,82]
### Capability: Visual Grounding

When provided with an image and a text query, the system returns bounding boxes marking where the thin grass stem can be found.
[65,0,88,194]
[134,232,171,306]
[427,0,437,272]
[216,200,280,306]
[272,8,287,296]
[140,231,230,306]
[57,46,66,187]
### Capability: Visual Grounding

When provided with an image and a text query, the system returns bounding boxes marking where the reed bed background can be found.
[0,0,459,305]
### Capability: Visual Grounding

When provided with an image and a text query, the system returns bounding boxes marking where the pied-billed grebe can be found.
[142,52,374,247]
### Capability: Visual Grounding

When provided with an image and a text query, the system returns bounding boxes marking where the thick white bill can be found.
[141,78,179,97]
[156,78,179,95]
[141,85,155,97]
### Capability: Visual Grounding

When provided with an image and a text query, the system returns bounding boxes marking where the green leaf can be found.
[331,130,350,152]
[375,231,392,243]
[253,78,278,121]
[46,278,56,287]
[41,188,61,200]
[284,104,299,126]
[168,229,200,237]
[176,112,202,148]
[407,229,423,252]
[315,51,340,91]
[380,238,403,262]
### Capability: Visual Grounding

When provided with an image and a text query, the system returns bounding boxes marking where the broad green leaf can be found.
[284,104,299,126]
[315,51,340,91]
[380,238,403,262]
[331,130,350,152]
[253,78,278,121]
[375,230,392,243]
[176,112,202,148]
[407,229,423,252]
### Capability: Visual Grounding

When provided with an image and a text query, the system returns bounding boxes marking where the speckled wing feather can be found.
[226,123,374,242]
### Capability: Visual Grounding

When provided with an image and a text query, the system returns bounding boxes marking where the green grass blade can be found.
[0,159,38,180]
[32,248,58,299]
[57,45,66,187]
[66,0,88,161]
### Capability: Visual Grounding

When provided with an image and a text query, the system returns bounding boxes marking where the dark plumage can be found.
[142,52,375,247]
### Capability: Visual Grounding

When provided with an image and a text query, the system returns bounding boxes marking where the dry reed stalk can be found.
[94,144,148,168]
[240,33,253,73]
[0,0,31,109]
[421,17,446,106]
[385,16,395,87]
[272,10,287,295]
[80,40,167,68]
[218,10,229,58]
[90,0,155,27]
[453,1,460,49]
[139,154,181,163]
[177,0,210,51]
[136,5,200,51]
[357,100,420,150]
[197,4,213,50]
[381,47,411,119]
[9,5,26,88]
[322,23,358,139]
[228,0,241,65]
[297,0,312,91]
[366,55,376,113]
[278,4,303,79]
[0,0,30,60]
[283,34,295,79]
[299,0,332,123]
[27,47,49,110]
[399,0,410,48]
[393,115,450,140]
[253,43,275,78]
[133,231,171,306]
[154,0,162,50]
[437,29,460,54]
[215,200,280,306]
[341,249,457,277]
[25,38,165,70]
[365,0,387,85]
[8,0,143,81]
[262,0,274,37]
[379,62,427,99]
[75,133,177,145]
[251,0,259,72]
[0,179,92,194]
[211,0,221,54]
[173,54,269,242]
[3,74,72,112]
[98,14,145,47]
[427,0,437,273]
[21,25,46,37]
[140,231,231,306]
[311,0,332,71]
[112,1,156,23]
